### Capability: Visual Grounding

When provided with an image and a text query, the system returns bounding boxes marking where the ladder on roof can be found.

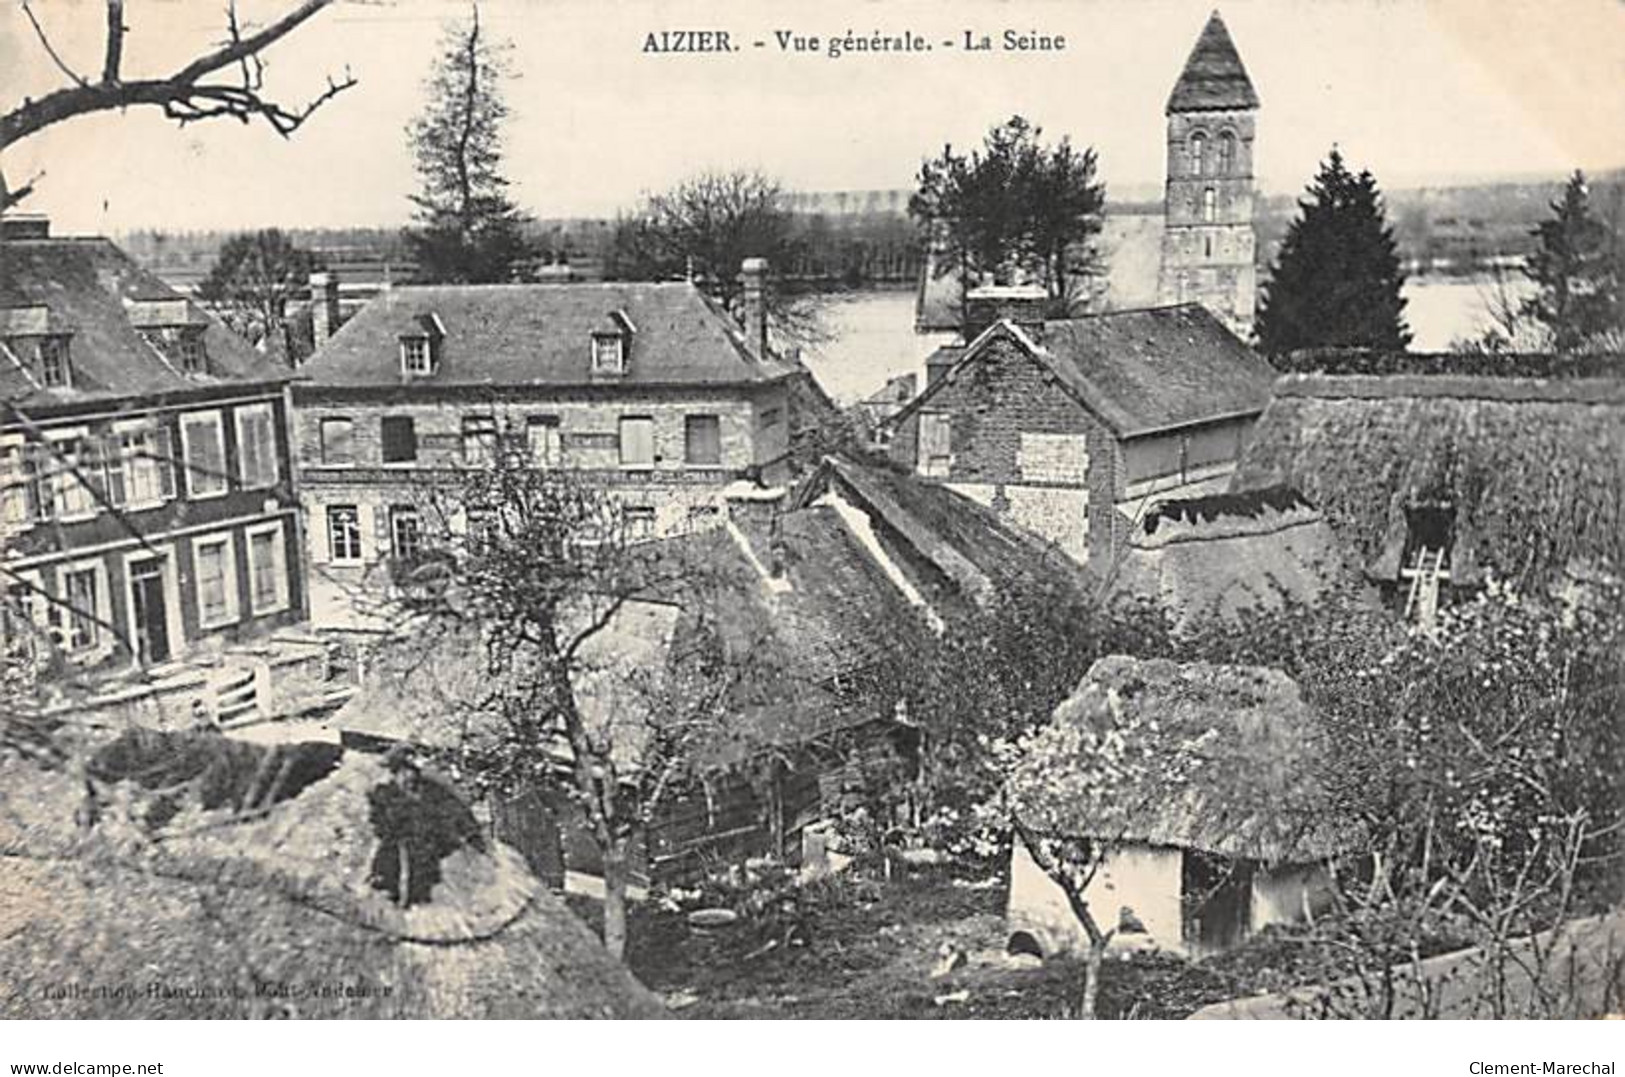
[1404,546,1447,624]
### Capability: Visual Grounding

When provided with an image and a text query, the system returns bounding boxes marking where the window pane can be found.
[327,505,361,561]
[625,506,656,540]
[619,417,654,467]
[320,419,354,466]
[184,414,227,496]
[391,506,422,559]
[526,417,559,467]
[249,531,280,610]
[381,416,417,463]
[63,568,97,650]
[197,541,229,623]
[685,415,721,466]
[462,416,497,465]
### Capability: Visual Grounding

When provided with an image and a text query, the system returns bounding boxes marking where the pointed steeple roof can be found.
[1166,11,1259,114]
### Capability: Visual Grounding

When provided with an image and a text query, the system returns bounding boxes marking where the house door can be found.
[129,557,170,665]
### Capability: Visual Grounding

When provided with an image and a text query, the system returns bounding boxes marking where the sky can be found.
[3,0,1623,234]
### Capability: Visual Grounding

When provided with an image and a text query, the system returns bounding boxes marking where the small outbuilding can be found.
[1007,656,1350,960]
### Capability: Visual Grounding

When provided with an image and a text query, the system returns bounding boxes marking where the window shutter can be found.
[357,503,379,562]
[310,507,330,565]
[155,426,176,499]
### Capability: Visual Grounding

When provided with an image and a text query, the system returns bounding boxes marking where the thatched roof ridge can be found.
[1235,375,1625,587]
[1044,656,1350,864]
[1271,348,1624,380]
[1274,372,1625,405]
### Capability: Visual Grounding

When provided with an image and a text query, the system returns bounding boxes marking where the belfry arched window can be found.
[1190,133,1208,176]
[1218,132,1237,175]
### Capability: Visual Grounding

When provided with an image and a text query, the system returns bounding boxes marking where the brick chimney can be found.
[963,283,1050,340]
[309,271,340,342]
[739,257,769,359]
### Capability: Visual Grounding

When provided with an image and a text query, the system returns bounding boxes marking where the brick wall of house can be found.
[887,335,1127,565]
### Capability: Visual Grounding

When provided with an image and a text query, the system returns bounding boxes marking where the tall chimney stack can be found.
[739,257,769,360]
[309,271,340,342]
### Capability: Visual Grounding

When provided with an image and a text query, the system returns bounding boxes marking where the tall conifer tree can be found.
[404,5,531,283]
[1522,171,1623,353]
[1257,149,1410,354]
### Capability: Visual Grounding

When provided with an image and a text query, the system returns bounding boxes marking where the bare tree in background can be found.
[1,0,355,211]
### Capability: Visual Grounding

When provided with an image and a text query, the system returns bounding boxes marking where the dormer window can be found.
[37,335,72,388]
[590,309,636,378]
[399,313,445,378]
[139,326,208,375]
[401,336,432,376]
[592,333,625,376]
[176,330,207,375]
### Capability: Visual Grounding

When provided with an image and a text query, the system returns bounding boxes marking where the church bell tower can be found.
[1157,11,1259,339]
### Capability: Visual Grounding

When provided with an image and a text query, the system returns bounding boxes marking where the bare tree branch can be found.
[102,0,124,84]
[19,1,90,89]
[1,0,355,209]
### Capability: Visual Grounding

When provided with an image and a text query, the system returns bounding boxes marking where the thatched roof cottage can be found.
[1231,374,1625,615]
[1008,656,1349,960]
[0,730,662,1018]
[1104,486,1375,636]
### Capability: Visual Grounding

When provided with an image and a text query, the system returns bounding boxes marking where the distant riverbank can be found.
[801,275,1533,405]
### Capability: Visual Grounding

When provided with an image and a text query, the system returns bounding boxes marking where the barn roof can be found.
[1230,374,1625,589]
[1037,656,1349,863]
[0,732,662,1018]
[1106,486,1375,635]
[1166,11,1260,114]
[301,281,797,390]
[895,304,1275,439]
[0,236,289,410]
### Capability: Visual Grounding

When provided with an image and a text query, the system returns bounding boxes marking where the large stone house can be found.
[0,218,307,683]
[883,294,1277,567]
[293,261,800,629]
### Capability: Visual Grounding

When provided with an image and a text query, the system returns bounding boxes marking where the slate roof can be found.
[301,281,798,390]
[0,237,288,409]
[1166,11,1260,114]
[896,304,1276,440]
